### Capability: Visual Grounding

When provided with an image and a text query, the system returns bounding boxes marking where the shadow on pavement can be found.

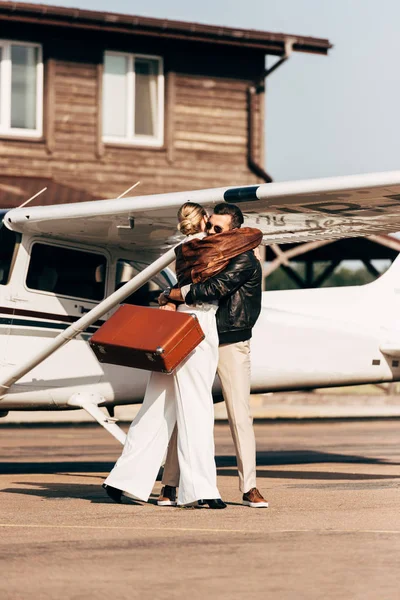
[2,446,400,501]
[216,450,399,468]
[0,461,115,475]
[2,465,400,503]
[0,482,244,506]
[0,481,149,504]
[217,468,400,481]
[0,449,398,476]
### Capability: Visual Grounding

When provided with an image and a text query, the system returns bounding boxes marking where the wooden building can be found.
[0,2,331,207]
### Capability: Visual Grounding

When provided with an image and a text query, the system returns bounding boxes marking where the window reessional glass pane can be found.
[103,53,128,138]
[11,45,38,130]
[135,58,158,137]
[26,244,107,301]
[115,259,168,306]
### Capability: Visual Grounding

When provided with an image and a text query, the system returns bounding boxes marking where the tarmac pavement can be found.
[0,419,399,600]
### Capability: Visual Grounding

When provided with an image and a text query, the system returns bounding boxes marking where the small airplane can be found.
[1,169,400,445]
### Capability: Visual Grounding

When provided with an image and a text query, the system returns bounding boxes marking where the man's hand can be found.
[158,291,171,306]
[158,288,184,306]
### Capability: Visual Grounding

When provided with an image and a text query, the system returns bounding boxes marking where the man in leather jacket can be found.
[160,203,268,508]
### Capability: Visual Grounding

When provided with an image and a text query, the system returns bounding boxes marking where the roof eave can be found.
[0,2,332,56]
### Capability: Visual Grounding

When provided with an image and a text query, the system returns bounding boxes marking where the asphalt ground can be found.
[0,419,399,600]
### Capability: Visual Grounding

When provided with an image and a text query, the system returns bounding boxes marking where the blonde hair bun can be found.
[177,202,207,236]
[178,217,195,236]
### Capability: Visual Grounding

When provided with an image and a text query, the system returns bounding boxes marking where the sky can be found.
[11,0,400,182]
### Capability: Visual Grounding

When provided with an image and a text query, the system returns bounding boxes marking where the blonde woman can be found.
[103,203,261,508]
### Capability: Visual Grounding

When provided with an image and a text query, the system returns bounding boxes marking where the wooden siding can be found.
[0,50,266,204]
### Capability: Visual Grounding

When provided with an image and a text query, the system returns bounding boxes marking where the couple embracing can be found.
[103,202,268,509]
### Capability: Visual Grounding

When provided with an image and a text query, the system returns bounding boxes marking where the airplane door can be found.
[3,238,111,393]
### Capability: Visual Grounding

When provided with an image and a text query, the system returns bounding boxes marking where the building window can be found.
[0,41,43,137]
[102,51,164,146]
[26,243,107,301]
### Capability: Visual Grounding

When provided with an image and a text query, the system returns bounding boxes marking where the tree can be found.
[265,261,389,290]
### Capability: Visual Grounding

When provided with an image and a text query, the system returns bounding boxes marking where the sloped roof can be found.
[0,2,332,55]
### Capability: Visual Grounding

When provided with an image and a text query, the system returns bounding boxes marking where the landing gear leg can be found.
[106,406,115,418]
[68,393,126,445]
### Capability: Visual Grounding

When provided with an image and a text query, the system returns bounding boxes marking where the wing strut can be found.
[0,247,176,399]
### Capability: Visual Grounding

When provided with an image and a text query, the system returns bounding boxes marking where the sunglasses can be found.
[205,221,223,234]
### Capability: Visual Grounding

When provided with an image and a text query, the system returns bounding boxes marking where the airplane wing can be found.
[5,170,400,257]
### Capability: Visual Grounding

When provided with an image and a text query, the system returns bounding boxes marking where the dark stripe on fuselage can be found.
[223,186,260,203]
[0,316,98,334]
[0,306,105,328]
[0,306,103,335]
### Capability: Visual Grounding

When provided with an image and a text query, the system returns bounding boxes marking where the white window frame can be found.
[0,39,43,138]
[102,50,164,147]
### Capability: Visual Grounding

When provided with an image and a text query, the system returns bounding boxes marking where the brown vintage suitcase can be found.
[89,304,205,374]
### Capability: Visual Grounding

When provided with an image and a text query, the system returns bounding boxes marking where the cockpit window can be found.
[26,243,107,301]
[115,259,174,307]
[0,222,19,285]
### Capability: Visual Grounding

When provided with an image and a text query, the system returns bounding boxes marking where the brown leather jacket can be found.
[175,227,263,287]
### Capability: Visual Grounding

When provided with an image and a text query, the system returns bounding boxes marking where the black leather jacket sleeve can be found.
[186,252,257,304]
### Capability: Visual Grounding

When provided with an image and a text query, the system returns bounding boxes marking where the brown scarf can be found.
[175,227,263,286]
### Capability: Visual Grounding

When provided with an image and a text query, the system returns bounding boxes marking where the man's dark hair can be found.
[213,203,244,229]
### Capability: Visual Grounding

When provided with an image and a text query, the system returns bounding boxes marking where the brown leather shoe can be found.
[242,487,269,508]
[157,485,177,506]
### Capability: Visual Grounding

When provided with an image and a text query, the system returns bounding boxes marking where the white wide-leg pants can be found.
[104,303,221,505]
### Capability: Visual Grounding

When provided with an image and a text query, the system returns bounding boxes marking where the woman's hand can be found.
[159,302,177,312]
[254,246,262,262]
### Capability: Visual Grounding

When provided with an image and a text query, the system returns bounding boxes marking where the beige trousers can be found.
[163,340,257,493]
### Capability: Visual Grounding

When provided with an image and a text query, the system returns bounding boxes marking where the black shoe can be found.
[157,485,177,506]
[102,483,122,503]
[198,498,227,509]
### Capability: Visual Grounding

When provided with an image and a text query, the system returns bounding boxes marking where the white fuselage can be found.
[0,229,399,412]
[251,272,400,391]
